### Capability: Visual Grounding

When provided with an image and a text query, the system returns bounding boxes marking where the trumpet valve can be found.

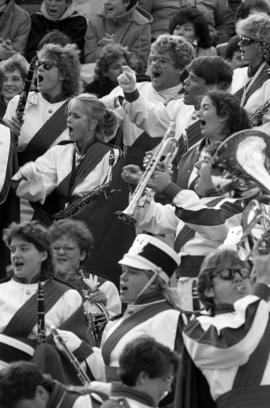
[115,211,137,225]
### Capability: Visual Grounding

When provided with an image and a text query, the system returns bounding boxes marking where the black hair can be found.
[169,6,212,49]
[204,90,251,136]
[225,35,241,60]
[236,0,270,20]
[118,336,179,386]
[188,56,233,90]
[3,221,54,279]
[0,362,54,408]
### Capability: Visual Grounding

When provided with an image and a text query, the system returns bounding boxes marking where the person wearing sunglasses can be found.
[4,43,81,167]
[179,245,270,408]
[232,13,270,133]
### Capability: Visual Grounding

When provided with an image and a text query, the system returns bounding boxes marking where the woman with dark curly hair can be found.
[4,43,82,166]
[169,6,216,58]
[84,43,131,98]
[232,13,270,133]
[0,220,89,367]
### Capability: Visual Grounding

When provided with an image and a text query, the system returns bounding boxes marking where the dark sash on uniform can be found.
[31,141,115,225]
[57,141,114,198]
[217,320,270,408]
[19,99,70,165]
[124,132,162,167]
[0,132,18,204]
[3,279,69,338]
[102,301,172,365]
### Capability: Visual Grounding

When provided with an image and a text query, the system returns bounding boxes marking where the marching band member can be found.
[105,336,179,408]
[11,93,120,220]
[233,13,270,132]
[0,221,89,366]
[0,121,19,278]
[0,361,103,408]
[180,246,270,408]
[49,219,121,325]
[54,234,181,405]
[11,93,127,284]
[101,34,195,167]
[117,56,233,178]
[4,42,81,165]
[121,91,250,310]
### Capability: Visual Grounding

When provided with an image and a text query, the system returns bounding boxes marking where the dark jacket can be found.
[24,2,87,62]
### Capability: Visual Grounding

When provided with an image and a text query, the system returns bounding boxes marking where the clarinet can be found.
[51,326,91,386]
[14,56,37,144]
[37,281,46,344]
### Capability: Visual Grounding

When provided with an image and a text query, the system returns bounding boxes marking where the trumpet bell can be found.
[212,130,270,197]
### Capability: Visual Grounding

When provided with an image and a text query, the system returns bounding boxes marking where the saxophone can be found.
[53,149,117,220]
[249,98,270,127]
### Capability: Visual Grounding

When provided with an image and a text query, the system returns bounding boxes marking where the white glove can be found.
[53,329,82,353]
[20,162,40,182]
[117,65,137,93]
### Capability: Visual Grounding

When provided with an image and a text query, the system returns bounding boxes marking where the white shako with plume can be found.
[119,234,180,283]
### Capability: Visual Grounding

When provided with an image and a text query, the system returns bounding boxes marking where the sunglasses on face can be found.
[239,35,255,47]
[212,267,250,280]
[37,60,57,70]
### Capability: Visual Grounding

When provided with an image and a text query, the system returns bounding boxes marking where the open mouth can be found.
[200,119,206,127]
[235,284,247,293]
[37,74,44,84]
[105,5,114,12]
[152,71,161,79]
[120,284,128,294]
[14,261,24,268]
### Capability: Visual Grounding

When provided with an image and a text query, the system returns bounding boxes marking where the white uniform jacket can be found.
[4,92,70,152]
[12,143,120,204]
[182,286,270,403]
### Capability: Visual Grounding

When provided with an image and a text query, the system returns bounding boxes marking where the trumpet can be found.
[116,122,177,225]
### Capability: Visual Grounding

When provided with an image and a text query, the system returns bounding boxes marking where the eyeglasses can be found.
[212,267,250,280]
[239,35,256,47]
[148,55,175,67]
[37,60,57,70]
[53,246,77,253]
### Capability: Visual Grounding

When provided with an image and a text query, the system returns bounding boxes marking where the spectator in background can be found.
[84,43,131,98]
[0,53,28,118]
[0,0,31,60]
[84,0,152,73]
[225,35,247,70]
[178,0,235,45]
[37,29,72,50]
[138,0,180,41]
[169,7,216,58]
[24,0,87,62]
[236,0,270,20]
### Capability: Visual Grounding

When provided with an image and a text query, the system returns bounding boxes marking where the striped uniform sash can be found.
[176,120,202,163]
[173,197,224,252]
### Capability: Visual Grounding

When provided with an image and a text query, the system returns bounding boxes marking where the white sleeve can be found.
[182,296,270,370]
[122,94,183,138]
[134,200,179,236]
[12,146,59,203]
[99,281,121,317]
[85,346,106,381]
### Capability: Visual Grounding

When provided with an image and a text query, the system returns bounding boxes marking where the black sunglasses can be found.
[212,267,250,280]
[239,35,256,47]
[37,60,57,70]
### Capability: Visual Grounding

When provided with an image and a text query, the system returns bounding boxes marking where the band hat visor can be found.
[118,234,180,282]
